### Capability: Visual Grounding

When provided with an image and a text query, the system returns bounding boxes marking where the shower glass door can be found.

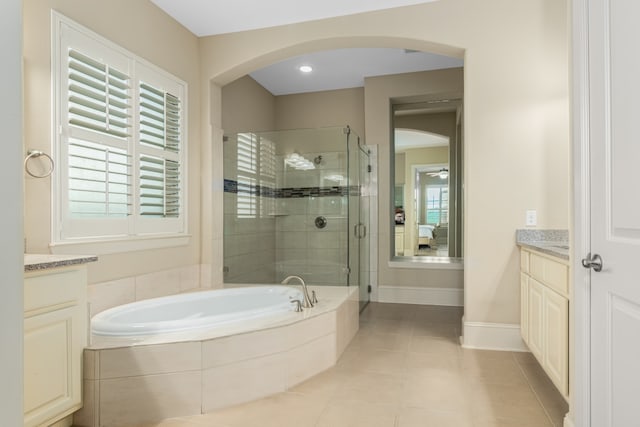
[347,129,371,310]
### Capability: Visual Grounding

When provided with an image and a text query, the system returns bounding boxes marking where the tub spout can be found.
[281,275,314,308]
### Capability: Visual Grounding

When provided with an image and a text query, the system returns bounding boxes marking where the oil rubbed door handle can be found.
[581,253,603,272]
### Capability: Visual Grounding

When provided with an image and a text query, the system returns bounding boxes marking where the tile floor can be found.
[132,302,568,427]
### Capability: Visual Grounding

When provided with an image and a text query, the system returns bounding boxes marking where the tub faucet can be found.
[281,275,314,308]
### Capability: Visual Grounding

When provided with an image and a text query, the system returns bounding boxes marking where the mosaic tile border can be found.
[223,179,360,198]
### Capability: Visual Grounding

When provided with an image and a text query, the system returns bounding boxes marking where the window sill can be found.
[49,234,191,256]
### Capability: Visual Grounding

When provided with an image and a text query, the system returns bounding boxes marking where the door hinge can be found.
[367,285,372,293]
[367,164,372,173]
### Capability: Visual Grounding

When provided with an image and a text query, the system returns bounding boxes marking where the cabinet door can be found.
[520,273,529,343]
[543,288,569,397]
[528,278,545,362]
[24,306,83,427]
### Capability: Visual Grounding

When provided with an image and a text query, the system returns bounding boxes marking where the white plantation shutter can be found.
[139,155,180,217]
[138,79,182,220]
[68,49,131,138]
[54,14,187,244]
[68,140,131,218]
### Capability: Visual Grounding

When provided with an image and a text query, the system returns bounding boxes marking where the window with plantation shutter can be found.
[138,81,182,219]
[52,13,187,250]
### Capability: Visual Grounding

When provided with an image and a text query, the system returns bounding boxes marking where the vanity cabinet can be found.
[394,226,404,256]
[24,264,88,427]
[520,248,569,400]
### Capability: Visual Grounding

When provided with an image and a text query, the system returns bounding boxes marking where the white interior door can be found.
[588,1,640,425]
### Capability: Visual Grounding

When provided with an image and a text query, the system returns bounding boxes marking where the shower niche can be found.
[223,126,371,306]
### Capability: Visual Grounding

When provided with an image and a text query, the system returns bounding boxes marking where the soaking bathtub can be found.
[75,285,359,427]
[91,285,304,336]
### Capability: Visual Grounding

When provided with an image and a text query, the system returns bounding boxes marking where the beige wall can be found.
[222,75,276,134]
[23,0,202,284]
[200,0,570,325]
[275,87,365,138]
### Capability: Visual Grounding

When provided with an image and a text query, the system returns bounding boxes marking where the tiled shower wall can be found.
[223,141,351,286]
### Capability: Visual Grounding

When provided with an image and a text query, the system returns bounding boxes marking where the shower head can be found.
[313,155,322,165]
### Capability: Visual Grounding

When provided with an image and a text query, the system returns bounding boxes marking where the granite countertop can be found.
[516,229,570,260]
[24,254,98,272]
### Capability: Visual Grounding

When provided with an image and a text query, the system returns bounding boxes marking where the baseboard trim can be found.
[376,286,463,307]
[461,318,529,352]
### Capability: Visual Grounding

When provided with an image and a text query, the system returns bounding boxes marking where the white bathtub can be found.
[78,285,359,427]
[91,285,304,336]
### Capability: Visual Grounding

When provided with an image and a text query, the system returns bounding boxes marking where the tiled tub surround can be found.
[87,264,209,319]
[74,286,359,427]
[516,229,569,260]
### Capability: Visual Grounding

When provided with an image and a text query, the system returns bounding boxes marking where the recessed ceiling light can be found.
[298,65,313,73]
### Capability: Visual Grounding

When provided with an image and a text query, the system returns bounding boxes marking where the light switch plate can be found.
[526,210,537,226]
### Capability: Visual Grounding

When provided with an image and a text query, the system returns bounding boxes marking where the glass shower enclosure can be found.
[223,126,370,308]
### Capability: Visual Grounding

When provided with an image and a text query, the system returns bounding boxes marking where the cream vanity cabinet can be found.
[520,248,569,400]
[394,226,404,256]
[24,261,90,427]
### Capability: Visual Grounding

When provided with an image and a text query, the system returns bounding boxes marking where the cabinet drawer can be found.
[24,267,86,315]
[529,253,568,296]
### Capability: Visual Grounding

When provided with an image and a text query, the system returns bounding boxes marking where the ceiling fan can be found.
[426,168,449,179]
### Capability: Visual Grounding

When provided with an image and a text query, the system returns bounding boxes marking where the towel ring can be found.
[24,150,54,178]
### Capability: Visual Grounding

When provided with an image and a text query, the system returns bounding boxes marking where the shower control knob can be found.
[315,216,327,229]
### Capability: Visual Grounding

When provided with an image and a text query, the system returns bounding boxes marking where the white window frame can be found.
[50,12,189,254]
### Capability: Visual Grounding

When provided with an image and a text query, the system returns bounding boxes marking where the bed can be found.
[418,224,436,247]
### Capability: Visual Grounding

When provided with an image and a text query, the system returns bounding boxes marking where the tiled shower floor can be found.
[133,302,568,427]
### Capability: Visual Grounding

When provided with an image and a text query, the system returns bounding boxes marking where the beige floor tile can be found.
[358,349,408,375]
[350,330,412,352]
[413,305,463,323]
[361,302,418,321]
[461,349,528,385]
[408,335,461,357]
[397,407,474,427]
[366,318,415,336]
[515,358,568,426]
[134,416,231,427]
[400,371,471,413]
[473,416,553,427]
[411,320,459,339]
[203,392,326,427]
[316,401,398,427]
[331,370,406,406]
[405,350,462,376]
[335,344,364,370]
[470,382,552,425]
[288,366,351,398]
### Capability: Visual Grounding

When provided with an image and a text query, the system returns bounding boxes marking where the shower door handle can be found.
[353,223,367,239]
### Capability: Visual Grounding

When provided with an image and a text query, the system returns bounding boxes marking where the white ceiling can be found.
[150,0,439,37]
[150,1,462,95]
[395,129,448,152]
[249,48,462,95]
